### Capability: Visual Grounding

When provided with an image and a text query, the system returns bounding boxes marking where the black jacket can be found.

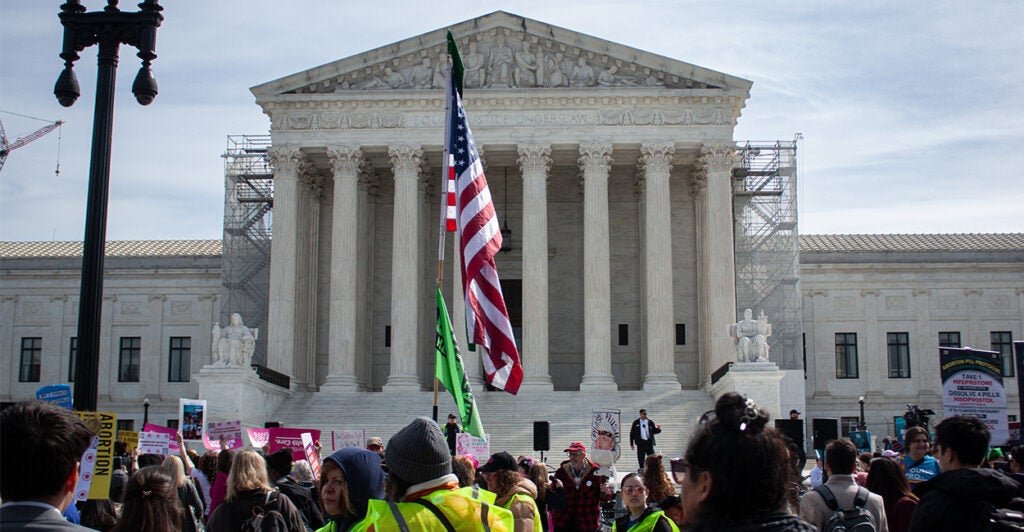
[275,477,325,531]
[629,417,662,447]
[909,467,1024,532]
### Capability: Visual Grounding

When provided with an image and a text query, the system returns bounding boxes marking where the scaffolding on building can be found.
[221,134,273,364]
[733,139,804,371]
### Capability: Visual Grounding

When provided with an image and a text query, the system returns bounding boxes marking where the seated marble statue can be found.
[212,313,257,367]
[729,308,772,363]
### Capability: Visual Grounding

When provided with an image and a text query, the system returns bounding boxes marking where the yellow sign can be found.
[117,429,139,452]
[75,411,117,500]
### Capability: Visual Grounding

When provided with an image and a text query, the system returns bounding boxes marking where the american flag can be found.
[446,67,523,395]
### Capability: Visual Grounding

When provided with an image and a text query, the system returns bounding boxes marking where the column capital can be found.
[267,146,307,177]
[578,143,613,178]
[517,144,552,178]
[299,167,325,199]
[638,142,675,175]
[327,145,365,179]
[698,142,738,173]
[388,144,424,179]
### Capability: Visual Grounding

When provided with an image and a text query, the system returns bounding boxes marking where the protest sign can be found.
[143,423,180,452]
[332,429,365,450]
[301,432,322,482]
[117,430,139,452]
[456,432,489,461]
[74,436,99,502]
[206,420,243,449]
[138,431,172,456]
[75,411,116,499]
[179,398,206,441]
[941,347,1009,445]
[247,427,270,448]
[268,428,322,461]
[37,384,73,409]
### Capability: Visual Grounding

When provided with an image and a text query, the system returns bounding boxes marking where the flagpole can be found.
[433,46,456,425]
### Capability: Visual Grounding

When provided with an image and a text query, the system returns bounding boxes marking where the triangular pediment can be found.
[252,11,750,97]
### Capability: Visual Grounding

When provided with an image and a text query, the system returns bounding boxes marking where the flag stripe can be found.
[445,42,523,395]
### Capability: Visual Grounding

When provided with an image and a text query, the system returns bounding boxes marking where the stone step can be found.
[270,387,714,466]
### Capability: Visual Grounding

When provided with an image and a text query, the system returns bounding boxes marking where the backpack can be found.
[813,485,877,532]
[971,498,1024,532]
[241,491,291,532]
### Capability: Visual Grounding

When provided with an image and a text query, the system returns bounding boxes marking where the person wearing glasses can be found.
[613,473,678,531]
[673,393,816,531]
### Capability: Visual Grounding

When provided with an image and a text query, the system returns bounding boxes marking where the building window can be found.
[992,331,1015,377]
[19,337,42,382]
[118,337,141,382]
[835,333,859,379]
[840,416,860,437]
[168,336,191,383]
[167,419,179,429]
[618,324,628,346]
[116,419,135,434]
[68,337,78,382]
[938,331,961,348]
[887,332,911,378]
[675,324,686,346]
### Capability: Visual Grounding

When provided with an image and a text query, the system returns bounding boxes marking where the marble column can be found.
[0,296,16,398]
[148,295,166,399]
[696,143,738,383]
[323,146,364,390]
[294,171,322,391]
[639,143,681,390]
[266,147,307,380]
[384,144,424,391]
[578,143,617,391]
[518,144,554,390]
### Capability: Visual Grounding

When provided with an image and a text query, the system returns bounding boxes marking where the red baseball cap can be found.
[565,441,586,453]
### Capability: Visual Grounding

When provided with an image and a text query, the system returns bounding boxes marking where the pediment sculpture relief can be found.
[286,29,719,94]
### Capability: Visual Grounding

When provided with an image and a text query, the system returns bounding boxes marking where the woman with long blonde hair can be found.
[206,450,305,532]
[162,455,205,532]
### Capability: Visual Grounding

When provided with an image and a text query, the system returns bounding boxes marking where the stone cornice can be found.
[261,94,746,131]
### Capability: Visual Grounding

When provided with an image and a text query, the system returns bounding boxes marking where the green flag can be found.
[435,286,486,439]
[446,30,464,96]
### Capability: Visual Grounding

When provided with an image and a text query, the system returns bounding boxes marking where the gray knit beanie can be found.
[386,417,452,485]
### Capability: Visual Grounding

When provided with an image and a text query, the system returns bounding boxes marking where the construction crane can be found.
[0,116,64,174]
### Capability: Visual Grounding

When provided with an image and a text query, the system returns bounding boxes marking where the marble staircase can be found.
[271,387,714,465]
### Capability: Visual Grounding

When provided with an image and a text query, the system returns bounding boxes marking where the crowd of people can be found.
[4,397,1024,531]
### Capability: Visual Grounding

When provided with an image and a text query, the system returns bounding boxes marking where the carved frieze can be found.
[284,28,718,96]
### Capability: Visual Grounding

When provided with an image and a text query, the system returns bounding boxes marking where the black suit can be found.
[629,416,662,469]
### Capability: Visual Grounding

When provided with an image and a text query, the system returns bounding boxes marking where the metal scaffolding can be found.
[733,140,803,370]
[220,134,273,364]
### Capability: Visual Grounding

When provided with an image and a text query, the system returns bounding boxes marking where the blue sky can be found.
[1,1,1021,242]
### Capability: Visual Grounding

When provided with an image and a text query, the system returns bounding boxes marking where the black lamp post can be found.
[143,397,150,426]
[858,395,866,431]
[55,0,163,412]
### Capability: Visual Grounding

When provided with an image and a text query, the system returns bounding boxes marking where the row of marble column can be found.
[264,142,738,392]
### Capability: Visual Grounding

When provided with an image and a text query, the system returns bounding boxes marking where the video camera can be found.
[903,404,935,430]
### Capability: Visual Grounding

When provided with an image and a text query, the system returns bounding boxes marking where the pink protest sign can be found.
[143,423,180,452]
[246,428,270,448]
[268,428,321,461]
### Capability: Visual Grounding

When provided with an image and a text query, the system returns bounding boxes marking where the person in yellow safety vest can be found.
[479,451,543,532]
[350,417,514,532]
[612,473,679,532]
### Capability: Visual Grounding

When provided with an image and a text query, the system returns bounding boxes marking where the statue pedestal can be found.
[706,362,785,420]
[195,365,291,427]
